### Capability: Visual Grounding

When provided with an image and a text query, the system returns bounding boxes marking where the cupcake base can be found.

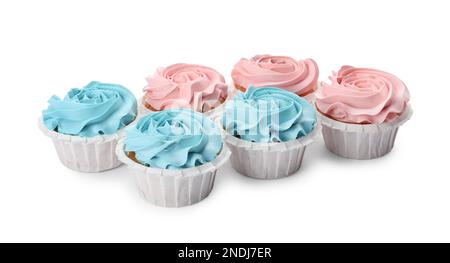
[138,84,237,124]
[318,104,413,160]
[115,139,231,208]
[38,119,125,172]
[233,83,317,104]
[223,125,319,180]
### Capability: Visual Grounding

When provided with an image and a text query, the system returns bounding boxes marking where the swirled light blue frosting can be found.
[125,109,222,169]
[42,81,137,137]
[221,86,316,143]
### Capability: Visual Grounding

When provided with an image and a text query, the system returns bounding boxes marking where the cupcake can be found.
[39,81,137,172]
[315,66,412,159]
[231,55,319,101]
[116,109,230,207]
[221,86,318,179]
[141,63,229,121]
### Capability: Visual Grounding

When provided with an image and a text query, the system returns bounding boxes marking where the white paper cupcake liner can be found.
[223,125,320,180]
[318,104,413,160]
[38,118,126,172]
[138,84,237,124]
[116,139,231,208]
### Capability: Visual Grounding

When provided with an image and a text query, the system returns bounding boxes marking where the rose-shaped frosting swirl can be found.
[221,87,316,143]
[143,63,228,112]
[42,81,137,137]
[315,66,410,124]
[231,55,319,96]
[124,109,222,169]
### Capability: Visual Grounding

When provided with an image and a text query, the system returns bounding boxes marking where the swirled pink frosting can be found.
[316,66,410,124]
[231,55,319,96]
[143,63,228,112]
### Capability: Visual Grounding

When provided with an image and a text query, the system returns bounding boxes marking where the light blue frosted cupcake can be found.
[221,86,318,179]
[39,81,137,172]
[116,108,230,207]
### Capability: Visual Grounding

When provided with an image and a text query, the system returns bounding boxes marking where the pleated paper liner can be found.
[222,124,320,180]
[116,139,231,208]
[318,104,413,160]
[38,118,128,173]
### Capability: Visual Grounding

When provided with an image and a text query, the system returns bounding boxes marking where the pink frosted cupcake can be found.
[231,54,319,100]
[316,66,412,159]
[141,63,228,119]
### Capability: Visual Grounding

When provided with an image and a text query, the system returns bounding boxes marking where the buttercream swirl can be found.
[143,63,228,112]
[42,81,137,137]
[315,66,410,124]
[231,55,319,96]
[221,87,316,143]
[125,109,222,169]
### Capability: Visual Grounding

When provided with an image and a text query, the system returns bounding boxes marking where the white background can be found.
[1,0,449,242]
